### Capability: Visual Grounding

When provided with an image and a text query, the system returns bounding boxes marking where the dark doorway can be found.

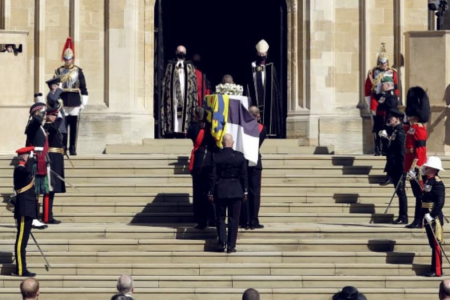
[154,0,288,137]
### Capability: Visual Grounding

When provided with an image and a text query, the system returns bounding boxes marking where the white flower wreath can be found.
[215,83,244,96]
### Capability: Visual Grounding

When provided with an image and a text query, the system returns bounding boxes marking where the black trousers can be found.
[241,167,262,226]
[215,197,242,249]
[192,168,214,226]
[410,179,424,222]
[63,115,78,149]
[15,216,32,276]
[392,173,408,218]
[425,220,443,276]
[43,192,55,223]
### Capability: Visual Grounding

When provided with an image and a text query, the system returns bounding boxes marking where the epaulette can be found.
[417,123,424,128]
[435,176,441,182]
[389,67,397,72]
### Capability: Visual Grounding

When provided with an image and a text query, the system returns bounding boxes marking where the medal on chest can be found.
[424,185,432,193]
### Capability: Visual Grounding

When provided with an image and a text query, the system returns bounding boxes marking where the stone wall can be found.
[0,0,432,154]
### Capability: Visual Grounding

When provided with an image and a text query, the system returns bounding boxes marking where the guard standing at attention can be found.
[13,146,38,277]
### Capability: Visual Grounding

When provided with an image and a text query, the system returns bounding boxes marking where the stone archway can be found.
[149,0,305,138]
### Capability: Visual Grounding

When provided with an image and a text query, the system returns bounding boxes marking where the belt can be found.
[15,178,35,194]
[48,147,65,154]
[422,202,434,209]
[415,140,426,148]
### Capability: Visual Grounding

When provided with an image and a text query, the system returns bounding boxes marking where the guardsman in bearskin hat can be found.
[364,43,399,155]
[25,103,49,229]
[421,156,446,277]
[404,86,430,229]
[13,146,38,277]
[54,37,88,156]
[43,100,66,224]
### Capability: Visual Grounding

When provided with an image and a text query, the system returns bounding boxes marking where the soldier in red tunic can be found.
[404,87,430,229]
[364,43,399,155]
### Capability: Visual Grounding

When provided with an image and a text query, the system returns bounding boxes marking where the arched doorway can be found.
[154,0,288,138]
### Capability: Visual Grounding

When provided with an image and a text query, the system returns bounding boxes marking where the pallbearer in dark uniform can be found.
[246,39,284,138]
[421,156,446,277]
[13,146,38,277]
[187,107,216,229]
[380,109,407,224]
[24,103,49,230]
[55,37,89,155]
[241,106,266,229]
[208,134,248,253]
[404,87,430,229]
[46,77,67,143]
[43,100,66,224]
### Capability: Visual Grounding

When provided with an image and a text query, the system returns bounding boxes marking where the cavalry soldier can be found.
[241,106,266,229]
[43,101,66,224]
[208,134,248,253]
[404,87,430,229]
[13,146,38,277]
[380,109,407,224]
[55,37,89,155]
[187,107,216,229]
[25,103,49,230]
[364,43,399,155]
[421,156,446,277]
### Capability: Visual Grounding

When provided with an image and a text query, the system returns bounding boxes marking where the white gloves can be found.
[379,130,388,139]
[82,95,89,106]
[425,213,433,223]
[29,151,34,158]
[406,170,416,181]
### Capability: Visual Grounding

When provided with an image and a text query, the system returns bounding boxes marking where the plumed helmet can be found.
[405,86,431,123]
[377,43,388,64]
[61,37,75,61]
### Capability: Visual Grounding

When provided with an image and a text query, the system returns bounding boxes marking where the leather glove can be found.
[378,130,388,139]
[406,170,416,181]
[424,213,433,223]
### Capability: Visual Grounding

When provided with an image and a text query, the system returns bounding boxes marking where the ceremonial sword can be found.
[425,220,450,265]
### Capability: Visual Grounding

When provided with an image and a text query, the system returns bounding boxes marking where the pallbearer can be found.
[13,146,38,277]
[421,156,446,277]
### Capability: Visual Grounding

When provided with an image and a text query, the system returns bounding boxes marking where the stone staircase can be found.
[0,140,448,299]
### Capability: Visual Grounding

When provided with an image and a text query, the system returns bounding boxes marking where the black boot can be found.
[69,145,77,156]
[379,176,393,186]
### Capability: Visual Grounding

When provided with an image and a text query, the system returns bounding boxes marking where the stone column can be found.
[404,31,450,155]
[0,30,29,153]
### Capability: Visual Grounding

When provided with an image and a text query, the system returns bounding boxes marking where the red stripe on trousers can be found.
[43,194,49,223]
[435,239,442,276]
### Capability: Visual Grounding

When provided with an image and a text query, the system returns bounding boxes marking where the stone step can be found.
[0,223,427,240]
[0,250,438,264]
[0,274,445,289]
[0,154,438,168]
[0,238,445,253]
[0,262,443,276]
[0,212,397,224]
[0,287,437,300]
[0,165,389,176]
[6,192,424,204]
[0,182,403,194]
[106,144,335,155]
[3,202,446,216]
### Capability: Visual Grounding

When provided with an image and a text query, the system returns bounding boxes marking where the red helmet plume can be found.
[61,37,75,61]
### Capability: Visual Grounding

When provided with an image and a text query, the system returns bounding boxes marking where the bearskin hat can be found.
[405,86,430,123]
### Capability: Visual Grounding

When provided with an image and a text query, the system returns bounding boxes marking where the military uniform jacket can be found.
[187,121,216,172]
[25,115,47,149]
[55,65,88,107]
[403,122,427,171]
[385,123,405,176]
[253,124,267,170]
[44,119,66,193]
[13,160,37,219]
[422,176,446,223]
[209,148,248,199]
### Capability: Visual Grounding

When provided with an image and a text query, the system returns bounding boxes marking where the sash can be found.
[189,128,205,173]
